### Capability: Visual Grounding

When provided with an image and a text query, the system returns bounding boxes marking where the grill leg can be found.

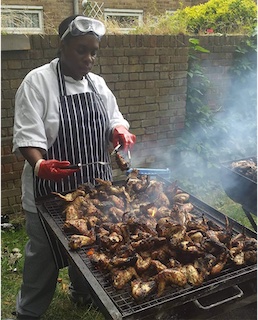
[242,207,257,232]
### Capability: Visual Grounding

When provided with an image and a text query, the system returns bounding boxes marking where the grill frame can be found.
[36,187,257,320]
[220,156,257,215]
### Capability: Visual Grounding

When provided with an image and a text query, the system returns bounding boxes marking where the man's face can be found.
[60,34,99,80]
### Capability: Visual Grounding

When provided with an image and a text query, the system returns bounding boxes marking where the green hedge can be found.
[173,0,257,34]
[134,0,257,35]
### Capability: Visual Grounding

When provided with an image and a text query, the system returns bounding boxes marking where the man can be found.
[12,15,136,319]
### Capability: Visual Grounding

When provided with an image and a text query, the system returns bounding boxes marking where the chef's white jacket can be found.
[13,58,129,213]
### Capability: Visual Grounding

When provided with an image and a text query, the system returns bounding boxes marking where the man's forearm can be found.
[19,147,45,168]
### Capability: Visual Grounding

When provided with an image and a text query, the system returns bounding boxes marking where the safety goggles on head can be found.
[61,16,106,41]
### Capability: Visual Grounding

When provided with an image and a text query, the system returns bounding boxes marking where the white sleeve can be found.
[12,78,48,154]
[105,87,130,131]
[92,75,129,132]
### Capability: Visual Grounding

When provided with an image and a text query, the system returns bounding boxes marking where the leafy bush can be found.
[176,0,257,34]
[133,0,257,35]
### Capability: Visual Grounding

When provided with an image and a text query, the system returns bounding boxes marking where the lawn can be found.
[1,215,104,320]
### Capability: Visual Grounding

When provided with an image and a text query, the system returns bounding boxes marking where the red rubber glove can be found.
[112,126,136,151]
[34,159,79,182]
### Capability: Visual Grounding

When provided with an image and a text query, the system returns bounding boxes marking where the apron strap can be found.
[86,74,99,94]
[56,60,67,96]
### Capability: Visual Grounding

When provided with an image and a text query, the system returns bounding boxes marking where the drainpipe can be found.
[73,0,79,14]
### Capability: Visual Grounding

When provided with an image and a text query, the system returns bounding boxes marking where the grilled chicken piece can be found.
[156,206,171,219]
[108,195,125,210]
[233,251,245,265]
[98,232,124,252]
[113,244,135,262]
[111,254,138,268]
[151,260,167,273]
[182,264,204,286]
[188,230,204,243]
[64,196,87,220]
[131,236,166,251]
[151,244,177,263]
[179,202,194,213]
[115,153,130,171]
[178,240,203,255]
[112,266,138,289]
[140,203,158,218]
[244,250,257,264]
[164,180,178,200]
[64,206,83,221]
[156,217,186,241]
[63,219,88,235]
[132,175,150,193]
[63,216,99,235]
[193,253,217,278]
[108,207,124,222]
[88,250,111,270]
[69,232,96,250]
[146,181,164,199]
[170,205,191,225]
[131,279,157,301]
[52,189,86,202]
[155,268,187,297]
[210,252,228,275]
[168,258,182,268]
[64,197,102,220]
[135,254,152,273]
[173,193,190,203]
[154,192,170,208]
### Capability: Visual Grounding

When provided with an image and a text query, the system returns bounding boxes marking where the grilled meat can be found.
[58,175,257,300]
[115,153,130,171]
[52,189,86,202]
[69,232,96,250]
[87,249,111,270]
[155,268,187,297]
[131,279,157,301]
[63,219,88,235]
[112,266,138,289]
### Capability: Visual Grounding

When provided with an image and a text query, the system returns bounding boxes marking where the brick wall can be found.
[1,34,247,215]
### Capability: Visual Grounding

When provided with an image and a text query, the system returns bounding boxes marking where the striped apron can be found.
[35,60,113,268]
[35,61,112,198]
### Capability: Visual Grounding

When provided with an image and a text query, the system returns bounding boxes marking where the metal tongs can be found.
[111,143,132,167]
[110,144,122,156]
[60,161,109,169]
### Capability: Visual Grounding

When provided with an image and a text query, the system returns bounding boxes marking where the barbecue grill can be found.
[36,176,257,320]
[220,157,257,231]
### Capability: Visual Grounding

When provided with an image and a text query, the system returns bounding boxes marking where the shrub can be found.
[133,0,257,35]
[177,0,257,34]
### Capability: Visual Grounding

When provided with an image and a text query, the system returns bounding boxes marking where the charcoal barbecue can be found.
[220,157,257,231]
[36,173,257,320]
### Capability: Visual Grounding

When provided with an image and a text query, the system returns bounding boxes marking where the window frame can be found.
[104,8,143,33]
[1,5,44,34]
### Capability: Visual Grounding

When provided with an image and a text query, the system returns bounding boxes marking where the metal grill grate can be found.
[39,195,257,319]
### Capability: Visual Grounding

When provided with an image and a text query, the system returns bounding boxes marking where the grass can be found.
[1,190,256,319]
[1,216,104,320]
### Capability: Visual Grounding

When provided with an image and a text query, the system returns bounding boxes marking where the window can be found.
[104,9,143,33]
[1,5,44,34]
[166,10,176,15]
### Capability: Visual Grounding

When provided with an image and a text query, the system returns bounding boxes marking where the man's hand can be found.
[112,126,136,151]
[34,159,79,182]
